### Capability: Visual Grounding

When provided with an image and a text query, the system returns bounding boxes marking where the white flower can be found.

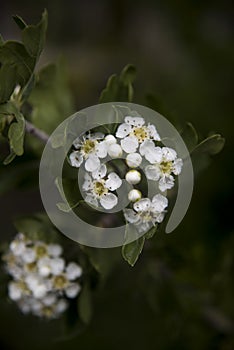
[144,146,183,192]
[116,116,161,152]
[124,194,168,233]
[65,283,81,298]
[128,189,142,202]
[66,262,83,280]
[38,257,52,277]
[70,133,108,172]
[47,244,63,257]
[126,153,142,168]
[8,282,24,301]
[125,170,141,185]
[22,248,36,264]
[83,166,122,210]
[10,236,26,256]
[50,258,65,276]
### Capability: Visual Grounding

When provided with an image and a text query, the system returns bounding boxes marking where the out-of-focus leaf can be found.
[28,60,74,134]
[181,122,198,151]
[22,9,48,59]
[99,64,136,103]
[55,176,81,210]
[122,224,145,266]
[12,15,27,30]
[8,110,25,155]
[77,282,92,324]
[0,64,18,103]
[0,34,4,45]
[192,134,225,156]
[145,225,158,239]
[3,151,16,165]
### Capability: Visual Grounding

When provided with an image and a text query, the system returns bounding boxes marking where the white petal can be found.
[139,139,155,156]
[85,194,98,207]
[136,222,151,233]
[65,283,81,298]
[92,164,107,179]
[125,170,141,185]
[100,193,118,209]
[22,248,36,263]
[173,158,183,175]
[116,123,131,138]
[55,299,68,313]
[105,173,122,191]
[82,173,93,191]
[72,136,82,149]
[145,164,161,181]
[123,209,140,223]
[47,244,63,257]
[133,198,151,212]
[125,116,145,127]
[145,147,162,164]
[105,134,117,145]
[126,153,142,168]
[33,284,47,299]
[158,175,174,192]
[85,154,100,172]
[108,143,123,158]
[8,282,22,301]
[50,258,65,276]
[95,141,108,158]
[147,124,161,141]
[38,257,52,277]
[66,262,82,280]
[10,240,26,256]
[121,136,138,153]
[152,212,165,223]
[42,294,57,306]
[151,194,168,212]
[69,151,83,168]
[162,147,177,161]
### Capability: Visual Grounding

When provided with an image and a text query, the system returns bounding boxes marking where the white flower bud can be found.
[128,189,142,202]
[126,153,142,168]
[108,143,123,158]
[125,170,141,185]
[105,134,117,145]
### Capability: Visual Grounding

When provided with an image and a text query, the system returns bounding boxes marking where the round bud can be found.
[108,144,123,158]
[105,135,117,146]
[128,189,142,202]
[125,170,141,185]
[126,153,142,168]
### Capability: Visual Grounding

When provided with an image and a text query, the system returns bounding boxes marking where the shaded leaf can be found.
[3,150,16,165]
[77,282,92,324]
[8,111,25,155]
[192,134,225,156]
[12,15,27,30]
[181,122,198,151]
[145,225,158,239]
[122,224,145,266]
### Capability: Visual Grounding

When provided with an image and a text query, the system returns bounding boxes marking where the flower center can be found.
[26,262,37,272]
[82,139,96,154]
[160,161,172,174]
[141,212,152,223]
[132,127,148,142]
[53,274,68,289]
[35,245,47,258]
[93,181,107,197]
[42,306,54,317]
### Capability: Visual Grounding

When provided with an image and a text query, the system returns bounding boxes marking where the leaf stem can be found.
[25,120,49,144]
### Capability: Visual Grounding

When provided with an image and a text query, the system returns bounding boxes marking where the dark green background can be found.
[0,0,233,349]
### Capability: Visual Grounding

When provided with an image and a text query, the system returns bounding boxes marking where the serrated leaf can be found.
[192,134,225,156]
[99,64,136,103]
[22,9,48,59]
[77,283,92,324]
[12,15,27,30]
[122,224,145,266]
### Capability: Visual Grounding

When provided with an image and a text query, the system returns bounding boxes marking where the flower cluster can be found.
[2,233,82,319]
[69,115,183,233]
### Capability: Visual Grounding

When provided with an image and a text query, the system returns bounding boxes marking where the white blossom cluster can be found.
[69,115,183,233]
[2,233,82,319]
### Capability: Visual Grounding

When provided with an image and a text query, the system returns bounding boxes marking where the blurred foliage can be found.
[0,2,233,350]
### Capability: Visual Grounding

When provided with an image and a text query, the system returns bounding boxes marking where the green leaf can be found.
[99,64,136,103]
[12,15,27,30]
[122,224,145,266]
[55,176,81,210]
[77,283,92,324]
[0,41,34,102]
[0,34,4,46]
[192,134,225,156]
[145,225,158,239]
[3,150,16,165]
[181,122,198,151]
[22,9,48,59]
[8,111,25,155]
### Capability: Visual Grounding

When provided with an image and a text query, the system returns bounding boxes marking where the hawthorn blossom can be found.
[70,133,108,172]
[141,144,183,192]
[124,194,168,233]
[2,233,83,319]
[116,116,161,153]
[82,164,122,210]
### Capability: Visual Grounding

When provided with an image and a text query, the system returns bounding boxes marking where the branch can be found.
[25,120,49,144]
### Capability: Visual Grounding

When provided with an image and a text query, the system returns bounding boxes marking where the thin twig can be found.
[25,120,49,144]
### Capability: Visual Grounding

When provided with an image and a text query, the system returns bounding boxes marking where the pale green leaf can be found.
[122,224,145,266]
[77,283,92,324]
